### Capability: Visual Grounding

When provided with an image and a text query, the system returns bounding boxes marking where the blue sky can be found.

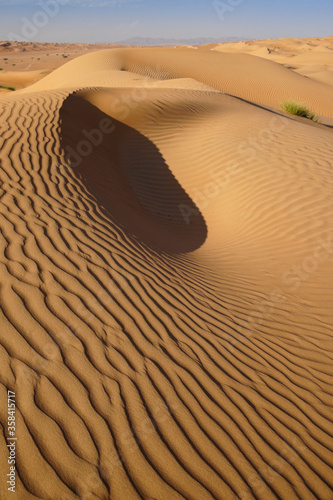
[0,0,332,43]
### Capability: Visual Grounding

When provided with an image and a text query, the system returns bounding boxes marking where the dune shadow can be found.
[59,95,207,254]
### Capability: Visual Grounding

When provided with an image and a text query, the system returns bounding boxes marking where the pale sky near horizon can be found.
[0,0,332,44]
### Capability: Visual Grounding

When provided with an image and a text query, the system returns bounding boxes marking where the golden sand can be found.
[0,37,333,499]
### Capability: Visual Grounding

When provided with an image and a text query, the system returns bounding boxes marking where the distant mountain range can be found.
[115,36,247,46]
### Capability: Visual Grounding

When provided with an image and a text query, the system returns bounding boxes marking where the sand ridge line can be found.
[0,47,332,499]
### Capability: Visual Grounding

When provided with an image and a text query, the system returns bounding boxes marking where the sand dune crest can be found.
[0,41,332,499]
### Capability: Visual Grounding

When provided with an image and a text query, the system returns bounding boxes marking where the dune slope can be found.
[0,46,333,500]
[21,47,333,117]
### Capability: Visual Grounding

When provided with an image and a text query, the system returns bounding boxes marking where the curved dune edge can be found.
[0,48,332,500]
[18,47,333,118]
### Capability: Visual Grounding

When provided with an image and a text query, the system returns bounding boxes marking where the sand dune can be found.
[213,36,333,89]
[18,47,333,118]
[0,39,333,500]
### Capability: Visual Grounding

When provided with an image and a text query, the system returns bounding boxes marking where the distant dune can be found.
[115,36,244,46]
[0,37,332,500]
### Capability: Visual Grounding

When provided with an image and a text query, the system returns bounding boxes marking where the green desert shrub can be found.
[0,86,15,91]
[280,101,318,121]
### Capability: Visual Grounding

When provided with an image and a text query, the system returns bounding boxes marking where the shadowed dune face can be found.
[0,42,333,500]
[60,94,207,254]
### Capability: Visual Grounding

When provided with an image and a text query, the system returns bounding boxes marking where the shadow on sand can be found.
[59,94,207,254]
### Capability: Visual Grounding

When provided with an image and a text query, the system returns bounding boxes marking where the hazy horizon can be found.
[0,0,332,44]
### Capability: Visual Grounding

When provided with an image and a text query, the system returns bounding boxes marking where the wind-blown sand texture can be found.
[0,39,333,500]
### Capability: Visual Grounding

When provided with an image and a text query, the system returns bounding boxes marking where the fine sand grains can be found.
[0,44,332,499]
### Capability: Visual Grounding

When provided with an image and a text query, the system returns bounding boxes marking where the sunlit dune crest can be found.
[0,37,333,500]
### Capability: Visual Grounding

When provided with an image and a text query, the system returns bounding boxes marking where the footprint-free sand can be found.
[0,37,333,499]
